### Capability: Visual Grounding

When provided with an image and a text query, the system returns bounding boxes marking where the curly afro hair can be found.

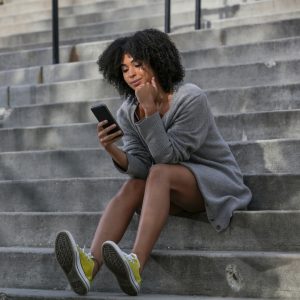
[97,28,185,98]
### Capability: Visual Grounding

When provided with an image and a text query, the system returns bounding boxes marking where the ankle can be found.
[92,257,101,279]
[132,252,143,274]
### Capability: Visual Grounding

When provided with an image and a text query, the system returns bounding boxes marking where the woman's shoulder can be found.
[176,83,205,97]
[174,83,207,108]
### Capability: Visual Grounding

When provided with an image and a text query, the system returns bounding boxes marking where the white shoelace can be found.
[78,245,94,260]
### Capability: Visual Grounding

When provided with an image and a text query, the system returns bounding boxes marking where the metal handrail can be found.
[51,0,201,64]
[195,0,202,30]
[165,0,202,33]
[165,0,171,33]
[52,0,60,64]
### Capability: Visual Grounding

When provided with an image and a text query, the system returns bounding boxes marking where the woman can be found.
[55,28,252,296]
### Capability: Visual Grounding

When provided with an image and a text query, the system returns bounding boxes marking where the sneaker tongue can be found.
[128,253,140,267]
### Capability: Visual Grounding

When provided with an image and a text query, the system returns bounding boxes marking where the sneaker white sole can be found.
[55,230,90,295]
[102,241,140,296]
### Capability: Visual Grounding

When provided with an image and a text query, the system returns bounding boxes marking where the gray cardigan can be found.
[115,83,252,232]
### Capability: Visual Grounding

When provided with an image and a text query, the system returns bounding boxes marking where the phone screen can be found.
[91,104,123,136]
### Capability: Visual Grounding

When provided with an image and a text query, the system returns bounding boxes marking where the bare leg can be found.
[132,164,205,272]
[90,178,145,276]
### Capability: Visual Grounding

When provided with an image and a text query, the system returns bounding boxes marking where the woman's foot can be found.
[102,241,142,296]
[55,230,97,295]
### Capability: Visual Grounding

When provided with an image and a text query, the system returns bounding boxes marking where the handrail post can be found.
[52,0,60,64]
[165,0,171,33]
[195,0,202,30]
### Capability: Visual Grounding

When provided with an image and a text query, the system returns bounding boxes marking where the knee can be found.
[147,164,171,184]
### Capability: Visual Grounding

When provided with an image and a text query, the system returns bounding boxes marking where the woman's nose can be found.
[127,66,136,77]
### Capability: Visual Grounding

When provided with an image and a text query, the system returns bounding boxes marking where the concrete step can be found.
[0,1,195,37]
[0,44,75,72]
[210,7,300,29]
[0,98,123,127]
[0,139,298,180]
[0,174,298,212]
[182,36,300,70]
[5,66,300,107]
[206,83,300,115]
[0,210,300,252]
[1,0,292,38]
[0,0,263,30]
[2,80,300,126]
[0,247,299,298]
[3,30,299,73]
[172,18,300,52]
[0,288,266,300]
[0,109,299,152]
[186,59,300,89]
[2,43,300,86]
[173,1,300,32]
[1,14,300,54]
[6,78,118,107]
[229,138,300,174]
[216,109,300,142]
[0,11,194,49]
[0,0,164,19]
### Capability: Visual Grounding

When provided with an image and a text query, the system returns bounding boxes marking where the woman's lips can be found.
[131,79,142,87]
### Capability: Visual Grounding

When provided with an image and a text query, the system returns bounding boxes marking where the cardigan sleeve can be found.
[135,91,211,164]
[114,102,153,179]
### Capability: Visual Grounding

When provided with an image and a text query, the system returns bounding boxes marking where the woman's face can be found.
[121,53,155,91]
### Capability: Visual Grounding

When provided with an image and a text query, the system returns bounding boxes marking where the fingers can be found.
[151,76,157,89]
[97,121,122,147]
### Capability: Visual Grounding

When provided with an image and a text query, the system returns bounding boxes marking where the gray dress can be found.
[115,83,252,232]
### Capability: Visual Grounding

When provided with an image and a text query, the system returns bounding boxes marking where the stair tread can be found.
[0,288,275,300]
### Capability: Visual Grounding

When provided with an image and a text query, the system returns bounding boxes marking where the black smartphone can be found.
[90,103,123,136]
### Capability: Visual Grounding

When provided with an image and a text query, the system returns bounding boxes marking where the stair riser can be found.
[1,17,300,54]
[0,12,194,48]
[0,212,299,252]
[216,110,300,142]
[0,0,245,29]
[186,60,300,89]
[172,19,300,51]
[0,0,165,19]
[0,175,299,212]
[0,99,122,128]
[2,34,299,74]
[0,86,8,107]
[0,1,211,37]
[0,250,299,298]
[3,51,300,87]
[0,46,72,73]
[230,139,300,174]
[3,0,296,38]
[2,88,300,128]
[1,110,300,151]
[0,140,298,180]
[7,68,300,107]
[207,84,300,114]
[1,0,289,31]
[8,79,118,107]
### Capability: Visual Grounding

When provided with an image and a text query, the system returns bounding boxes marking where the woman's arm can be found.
[135,91,212,164]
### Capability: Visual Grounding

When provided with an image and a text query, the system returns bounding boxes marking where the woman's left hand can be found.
[135,77,162,116]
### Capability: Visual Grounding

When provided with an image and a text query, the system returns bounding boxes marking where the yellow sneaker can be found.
[55,230,95,295]
[102,241,142,296]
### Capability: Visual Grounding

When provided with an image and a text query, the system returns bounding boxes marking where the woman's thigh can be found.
[148,164,205,213]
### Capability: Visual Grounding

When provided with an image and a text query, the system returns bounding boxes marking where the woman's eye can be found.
[121,68,128,73]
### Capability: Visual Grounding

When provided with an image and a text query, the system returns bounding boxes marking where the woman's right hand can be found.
[97,120,123,150]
